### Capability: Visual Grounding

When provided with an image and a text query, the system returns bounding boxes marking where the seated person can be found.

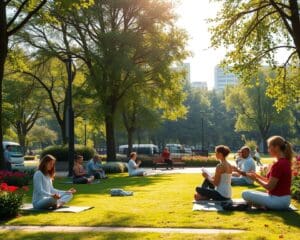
[128,152,146,176]
[194,145,232,201]
[161,147,173,169]
[73,155,94,184]
[87,155,107,179]
[234,149,243,169]
[32,154,76,209]
[242,136,292,210]
[231,146,256,186]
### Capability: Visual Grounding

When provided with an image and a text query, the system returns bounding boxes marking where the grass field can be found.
[1,172,300,239]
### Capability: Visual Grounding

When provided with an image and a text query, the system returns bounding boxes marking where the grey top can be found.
[240,156,256,184]
[87,159,103,175]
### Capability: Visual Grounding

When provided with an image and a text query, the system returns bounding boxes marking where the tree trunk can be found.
[127,128,134,157]
[105,112,116,162]
[0,2,8,169]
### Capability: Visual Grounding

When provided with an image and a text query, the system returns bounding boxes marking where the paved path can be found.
[0,225,244,234]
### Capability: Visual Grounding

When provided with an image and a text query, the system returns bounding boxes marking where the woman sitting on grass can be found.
[128,152,146,176]
[32,154,76,210]
[73,155,94,184]
[194,145,232,201]
[243,136,292,210]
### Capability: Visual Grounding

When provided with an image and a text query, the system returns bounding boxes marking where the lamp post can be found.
[64,57,75,177]
[84,119,87,146]
[201,117,204,151]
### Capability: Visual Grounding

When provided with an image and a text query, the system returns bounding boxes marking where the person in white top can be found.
[127,152,146,176]
[32,154,76,209]
[194,145,232,201]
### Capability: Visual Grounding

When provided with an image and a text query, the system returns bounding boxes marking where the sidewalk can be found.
[0,225,244,234]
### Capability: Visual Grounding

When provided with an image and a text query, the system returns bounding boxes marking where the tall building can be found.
[214,65,238,91]
[191,81,207,90]
[173,62,191,86]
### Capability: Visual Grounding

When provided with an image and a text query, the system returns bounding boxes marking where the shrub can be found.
[0,171,30,187]
[292,158,300,201]
[41,145,96,162]
[102,162,128,173]
[0,183,28,220]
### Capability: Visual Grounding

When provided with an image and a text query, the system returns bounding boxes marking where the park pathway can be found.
[0,225,244,234]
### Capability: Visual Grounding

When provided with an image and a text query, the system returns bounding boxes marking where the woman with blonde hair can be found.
[32,155,76,209]
[242,136,293,210]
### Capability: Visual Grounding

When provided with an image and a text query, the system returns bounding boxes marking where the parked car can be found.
[2,141,25,170]
[118,144,159,156]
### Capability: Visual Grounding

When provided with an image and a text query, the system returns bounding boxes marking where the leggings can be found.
[196,179,229,201]
[33,193,73,209]
[242,190,291,210]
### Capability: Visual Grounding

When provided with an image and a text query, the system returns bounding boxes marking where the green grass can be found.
[0,231,283,240]
[1,173,300,239]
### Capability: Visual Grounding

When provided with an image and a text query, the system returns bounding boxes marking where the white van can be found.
[3,141,25,170]
[119,144,159,156]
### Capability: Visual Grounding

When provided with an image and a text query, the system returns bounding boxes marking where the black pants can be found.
[73,174,90,184]
[196,179,229,201]
[164,159,173,168]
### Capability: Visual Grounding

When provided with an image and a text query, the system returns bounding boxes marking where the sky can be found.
[175,0,225,89]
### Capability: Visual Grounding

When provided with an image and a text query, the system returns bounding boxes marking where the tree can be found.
[28,124,57,149]
[3,77,43,152]
[0,0,47,169]
[54,0,189,161]
[225,71,294,152]
[210,0,300,110]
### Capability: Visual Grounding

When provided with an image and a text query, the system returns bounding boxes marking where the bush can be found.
[0,171,30,187]
[41,145,96,162]
[0,183,28,220]
[292,159,300,201]
[102,162,128,173]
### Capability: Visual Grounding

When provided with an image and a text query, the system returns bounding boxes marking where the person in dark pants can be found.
[162,147,173,169]
[194,145,232,201]
[73,155,94,184]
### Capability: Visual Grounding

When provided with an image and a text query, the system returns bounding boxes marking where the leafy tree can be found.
[225,72,294,152]
[0,0,47,168]
[52,0,189,161]
[28,124,58,149]
[3,77,43,152]
[210,0,300,110]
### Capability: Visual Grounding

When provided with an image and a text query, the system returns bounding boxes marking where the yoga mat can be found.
[20,204,94,213]
[192,199,298,212]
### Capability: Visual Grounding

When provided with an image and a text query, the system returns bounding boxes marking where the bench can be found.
[152,156,185,170]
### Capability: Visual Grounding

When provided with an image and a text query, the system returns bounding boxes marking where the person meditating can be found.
[194,145,232,201]
[73,155,94,184]
[128,152,146,176]
[162,147,173,169]
[242,136,292,210]
[32,154,76,209]
[87,155,107,179]
[231,146,256,186]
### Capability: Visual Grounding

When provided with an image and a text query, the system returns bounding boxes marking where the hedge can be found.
[102,162,128,174]
[41,145,96,162]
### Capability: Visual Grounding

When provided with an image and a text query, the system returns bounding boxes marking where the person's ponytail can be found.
[267,136,294,161]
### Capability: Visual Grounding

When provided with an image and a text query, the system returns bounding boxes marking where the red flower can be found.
[0,182,8,191]
[7,186,19,192]
[293,171,299,177]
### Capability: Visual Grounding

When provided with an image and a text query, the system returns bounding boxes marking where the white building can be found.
[214,65,238,91]
[191,81,207,90]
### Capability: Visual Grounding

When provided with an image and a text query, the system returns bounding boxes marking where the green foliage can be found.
[209,0,300,110]
[0,192,24,220]
[101,162,128,174]
[244,140,258,151]
[41,145,95,162]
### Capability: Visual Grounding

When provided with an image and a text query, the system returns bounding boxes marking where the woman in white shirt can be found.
[128,152,146,176]
[194,145,232,201]
[32,155,76,209]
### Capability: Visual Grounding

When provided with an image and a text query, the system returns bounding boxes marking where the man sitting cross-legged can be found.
[231,146,256,186]
[87,155,107,179]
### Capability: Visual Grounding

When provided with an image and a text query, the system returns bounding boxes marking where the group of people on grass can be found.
[194,135,292,210]
[32,135,293,211]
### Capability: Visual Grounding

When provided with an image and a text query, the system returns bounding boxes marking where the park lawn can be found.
[2,173,300,239]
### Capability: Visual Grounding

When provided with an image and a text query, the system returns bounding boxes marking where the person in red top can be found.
[242,136,292,210]
[162,147,173,169]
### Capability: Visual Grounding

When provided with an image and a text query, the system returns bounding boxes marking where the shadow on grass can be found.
[0,231,148,240]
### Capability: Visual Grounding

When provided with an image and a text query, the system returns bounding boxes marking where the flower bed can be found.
[0,171,30,187]
[0,183,28,220]
[292,157,300,201]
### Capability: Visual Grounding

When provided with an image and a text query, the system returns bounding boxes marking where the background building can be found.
[191,81,207,90]
[214,65,238,91]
